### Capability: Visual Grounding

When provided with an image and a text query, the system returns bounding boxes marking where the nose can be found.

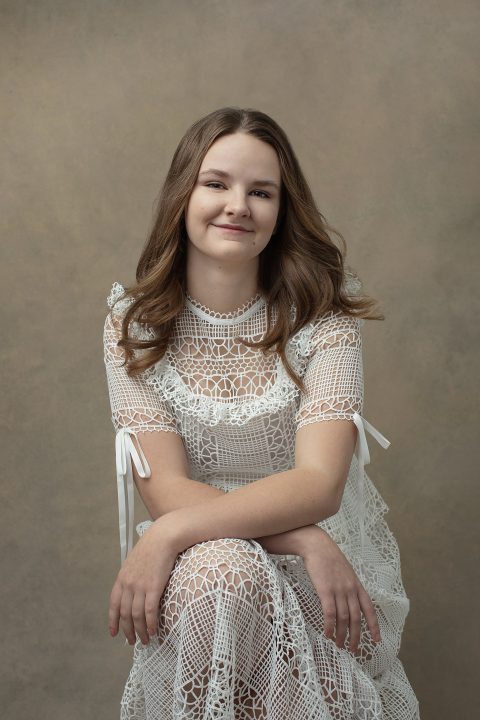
[224,190,250,217]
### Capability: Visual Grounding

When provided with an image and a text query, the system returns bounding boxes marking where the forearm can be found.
[141,475,226,520]
[137,475,308,556]
[158,468,337,555]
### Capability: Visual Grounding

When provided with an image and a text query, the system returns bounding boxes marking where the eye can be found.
[205,182,270,199]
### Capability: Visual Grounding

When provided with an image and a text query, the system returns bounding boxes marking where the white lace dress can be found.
[103,280,420,720]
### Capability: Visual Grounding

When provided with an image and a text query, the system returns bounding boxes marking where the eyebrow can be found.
[198,168,280,190]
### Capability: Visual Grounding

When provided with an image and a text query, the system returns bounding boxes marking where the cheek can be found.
[187,189,210,214]
[258,204,279,227]
[198,201,221,220]
[195,188,221,210]
[186,201,212,229]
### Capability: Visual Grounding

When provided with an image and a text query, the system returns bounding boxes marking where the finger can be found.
[119,588,136,645]
[108,581,122,637]
[132,591,149,645]
[347,591,362,655]
[145,589,161,637]
[334,593,349,649]
[320,592,336,640]
[357,585,381,643]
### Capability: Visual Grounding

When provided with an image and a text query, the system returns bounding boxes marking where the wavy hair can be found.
[110,106,384,393]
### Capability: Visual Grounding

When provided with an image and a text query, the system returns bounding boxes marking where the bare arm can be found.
[131,431,313,557]
[158,419,356,555]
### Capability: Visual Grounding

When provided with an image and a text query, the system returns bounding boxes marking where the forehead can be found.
[199,133,281,181]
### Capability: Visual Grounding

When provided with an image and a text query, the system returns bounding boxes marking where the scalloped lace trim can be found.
[142,321,315,426]
[185,291,265,324]
[107,281,133,312]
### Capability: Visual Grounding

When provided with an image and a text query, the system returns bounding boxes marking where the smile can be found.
[212,225,251,234]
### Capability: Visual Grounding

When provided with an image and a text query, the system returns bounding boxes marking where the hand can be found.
[108,520,179,646]
[299,526,381,655]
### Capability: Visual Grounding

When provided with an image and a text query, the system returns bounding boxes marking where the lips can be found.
[213,224,251,232]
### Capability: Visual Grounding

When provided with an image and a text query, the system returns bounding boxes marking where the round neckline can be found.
[184,291,265,325]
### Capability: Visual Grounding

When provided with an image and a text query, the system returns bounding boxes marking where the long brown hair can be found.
[110,106,384,393]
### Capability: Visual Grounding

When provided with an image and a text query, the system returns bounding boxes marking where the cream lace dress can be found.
[103,280,420,720]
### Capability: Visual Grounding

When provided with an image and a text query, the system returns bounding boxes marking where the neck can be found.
[185,254,260,314]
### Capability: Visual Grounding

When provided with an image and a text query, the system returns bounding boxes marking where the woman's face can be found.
[185,132,281,266]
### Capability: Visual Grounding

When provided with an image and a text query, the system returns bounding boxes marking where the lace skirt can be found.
[118,522,420,719]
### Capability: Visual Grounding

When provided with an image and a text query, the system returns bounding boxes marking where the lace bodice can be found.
[103,281,391,566]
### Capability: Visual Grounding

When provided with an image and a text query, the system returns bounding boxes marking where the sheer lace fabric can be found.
[103,281,420,719]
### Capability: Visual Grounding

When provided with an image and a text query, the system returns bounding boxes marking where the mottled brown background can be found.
[2,1,478,718]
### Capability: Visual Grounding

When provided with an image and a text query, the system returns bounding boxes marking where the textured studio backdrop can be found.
[1,1,479,718]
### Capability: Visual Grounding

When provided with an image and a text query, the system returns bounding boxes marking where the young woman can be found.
[103,107,420,718]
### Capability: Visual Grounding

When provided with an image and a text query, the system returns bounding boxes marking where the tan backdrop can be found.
[2,1,478,717]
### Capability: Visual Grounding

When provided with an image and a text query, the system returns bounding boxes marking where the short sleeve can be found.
[103,282,180,565]
[103,286,180,436]
[295,309,364,430]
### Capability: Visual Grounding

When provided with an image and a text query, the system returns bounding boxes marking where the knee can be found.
[168,537,274,609]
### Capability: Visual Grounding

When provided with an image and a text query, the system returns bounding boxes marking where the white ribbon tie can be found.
[115,428,152,565]
[352,412,391,556]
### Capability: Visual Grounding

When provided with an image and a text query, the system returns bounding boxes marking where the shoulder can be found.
[309,309,363,354]
[104,281,152,343]
[106,281,135,314]
[287,300,364,368]
[295,271,365,358]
